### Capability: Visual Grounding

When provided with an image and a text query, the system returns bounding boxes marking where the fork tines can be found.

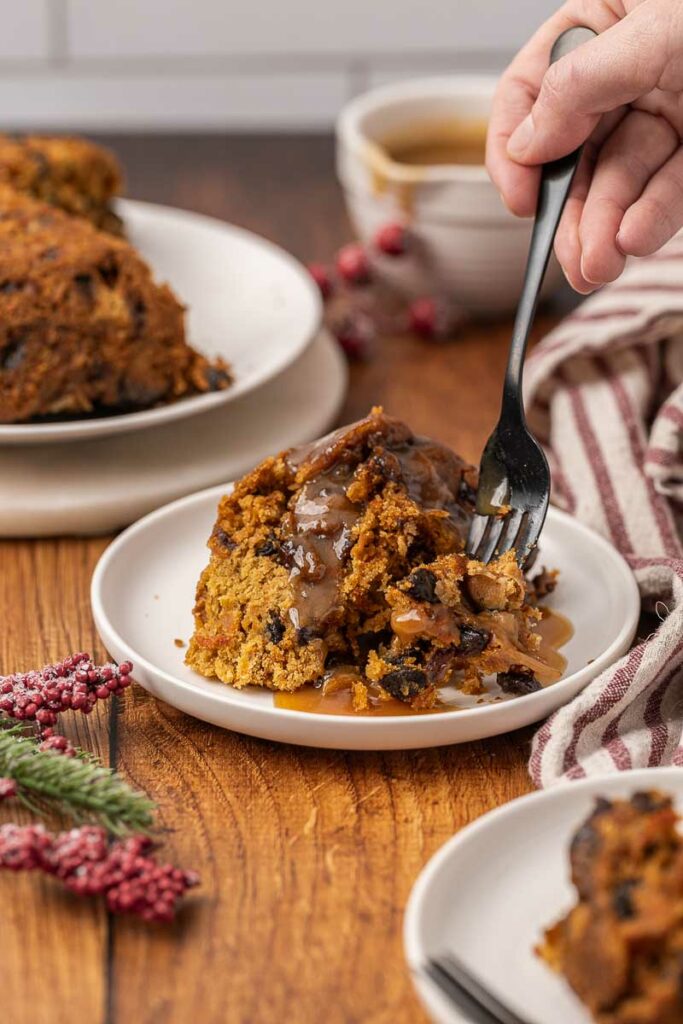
[467,506,544,567]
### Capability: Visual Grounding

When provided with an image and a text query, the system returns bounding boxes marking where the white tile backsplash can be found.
[0,71,350,129]
[67,0,554,58]
[0,0,559,129]
[365,56,511,93]
[2,0,50,60]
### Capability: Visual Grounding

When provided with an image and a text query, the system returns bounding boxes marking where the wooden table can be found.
[0,135,566,1024]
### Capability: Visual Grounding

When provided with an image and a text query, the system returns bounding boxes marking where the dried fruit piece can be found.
[497,664,541,695]
[255,535,280,558]
[213,527,236,551]
[406,568,439,604]
[456,624,491,655]
[380,667,428,701]
[612,879,638,920]
[296,627,320,646]
[265,611,286,645]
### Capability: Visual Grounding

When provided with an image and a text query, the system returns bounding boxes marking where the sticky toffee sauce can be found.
[275,608,573,716]
[273,413,571,717]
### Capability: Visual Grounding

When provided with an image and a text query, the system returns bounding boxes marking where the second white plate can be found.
[91,489,639,750]
[0,199,321,445]
[404,767,683,1024]
[0,329,346,536]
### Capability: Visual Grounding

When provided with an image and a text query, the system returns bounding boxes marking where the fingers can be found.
[508,2,669,165]
[487,0,621,215]
[553,108,627,293]
[578,110,678,283]
[618,146,683,257]
[486,73,540,216]
[487,4,589,216]
[554,146,599,293]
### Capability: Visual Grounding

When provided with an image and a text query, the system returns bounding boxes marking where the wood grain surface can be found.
[0,135,569,1024]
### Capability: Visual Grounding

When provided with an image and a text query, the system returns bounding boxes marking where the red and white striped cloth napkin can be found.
[525,237,683,787]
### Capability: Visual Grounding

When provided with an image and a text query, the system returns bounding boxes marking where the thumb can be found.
[507,4,667,164]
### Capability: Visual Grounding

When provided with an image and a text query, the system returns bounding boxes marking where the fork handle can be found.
[503,25,598,415]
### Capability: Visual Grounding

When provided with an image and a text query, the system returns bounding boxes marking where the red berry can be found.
[306,262,334,301]
[374,222,407,257]
[39,733,77,756]
[408,297,454,340]
[0,778,17,800]
[332,312,375,361]
[336,243,371,286]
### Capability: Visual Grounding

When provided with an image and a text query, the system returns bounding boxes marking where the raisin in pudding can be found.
[0,186,231,422]
[187,410,567,713]
[539,791,683,1024]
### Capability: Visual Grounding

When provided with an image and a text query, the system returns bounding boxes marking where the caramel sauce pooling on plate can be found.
[275,608,574,717]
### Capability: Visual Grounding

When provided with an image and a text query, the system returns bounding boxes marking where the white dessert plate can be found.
[404,767,683,1024]
[0,329,346,537]
[0,198,321,445]
[91,486,639,749]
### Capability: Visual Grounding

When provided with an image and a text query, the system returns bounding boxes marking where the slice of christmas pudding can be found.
[187,409,562,711]
[538,791,683,1024]
[0,186,231,422]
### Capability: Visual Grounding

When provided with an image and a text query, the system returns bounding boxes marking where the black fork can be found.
[467,25,597,568]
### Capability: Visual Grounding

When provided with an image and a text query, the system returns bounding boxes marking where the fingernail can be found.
[507,114,535,158]
[580,253,601,286]
[615,230,627,254]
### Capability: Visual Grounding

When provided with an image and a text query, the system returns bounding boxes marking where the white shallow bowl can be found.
[92,497,639,750]
[0,329,346,537]
[336,76,563,314]
[0,199,320,445]
[405,767,683,1024]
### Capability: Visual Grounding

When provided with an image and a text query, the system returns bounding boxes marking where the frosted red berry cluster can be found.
[0,652,132,737]
[0,823,199,922]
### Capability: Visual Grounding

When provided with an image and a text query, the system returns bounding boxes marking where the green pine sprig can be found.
[0,723,155,836]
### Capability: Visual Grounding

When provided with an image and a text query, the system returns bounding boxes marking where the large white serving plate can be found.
[0,329,346,537]
[0,199,321,445]
[405,767,683,1024]
[92,494,639,750]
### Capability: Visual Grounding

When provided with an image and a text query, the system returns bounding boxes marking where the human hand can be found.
[487,0,683,292]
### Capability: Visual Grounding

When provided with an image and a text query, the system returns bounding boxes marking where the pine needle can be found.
[0,724,155,836]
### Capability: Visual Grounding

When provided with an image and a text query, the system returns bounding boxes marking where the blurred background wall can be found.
[3,0,557,131]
